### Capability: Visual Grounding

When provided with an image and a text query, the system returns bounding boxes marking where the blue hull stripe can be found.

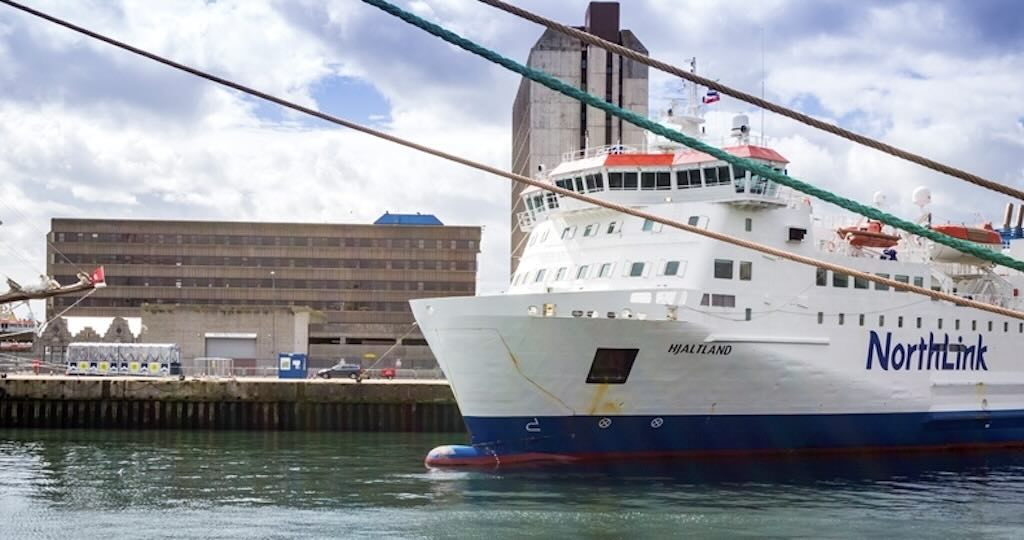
[463,410,1024,457]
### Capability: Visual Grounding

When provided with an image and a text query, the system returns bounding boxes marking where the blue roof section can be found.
[373,212,444,226]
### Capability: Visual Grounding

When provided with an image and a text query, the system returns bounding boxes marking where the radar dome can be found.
[872,192,887,207]
[912,186,932,208]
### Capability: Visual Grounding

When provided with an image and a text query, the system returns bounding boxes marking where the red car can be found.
[380,367,396,380]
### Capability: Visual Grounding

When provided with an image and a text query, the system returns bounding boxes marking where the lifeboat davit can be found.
[929,222,1004,264]
[837,220,900,248]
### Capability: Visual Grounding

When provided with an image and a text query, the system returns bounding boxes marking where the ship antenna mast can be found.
[687,57,699,117]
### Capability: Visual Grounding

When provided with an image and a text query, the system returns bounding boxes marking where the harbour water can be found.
[3,430,1024,539]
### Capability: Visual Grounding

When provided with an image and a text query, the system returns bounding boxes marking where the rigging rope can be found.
[1,0,1023,321]
[361,0,1024,274]
[477,0,1024,203]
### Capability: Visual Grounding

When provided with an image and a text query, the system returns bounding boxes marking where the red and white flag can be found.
[89,266,106,287]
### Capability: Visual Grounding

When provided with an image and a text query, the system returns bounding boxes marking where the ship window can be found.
[623,172,638,190]
[1005,321,1010,333]
[955,319,961,330]
[534,269,547,283]
[586,348,638,384]
[817,312,824,324]
[585,174,603,192]
[687,216,700,227]
[711,294,735,307]
[838,313,845,325]
[629,262,646,277]
[739,261,752,281]
[607,221,620,234]
[677,169,702,189]
[700,293,710,306]
[664,261,680,276]
[988,321,993,332]
[913,276,924,288]
[584,224,598,237]
[733,165,749,192]
[894,274,909,291]
[555,267,567,281]
[854,276,869,289]
[656,172,671,190]
[859,314,865,326]
[745,218,752,232]
[576,265,590,279]
[917,317,922,329]
[938,318,943,330]
[898,316,904,328]
[712,166,732,186]
[1019,322,1023,333]
[641,172,657,190]
[746,308,752,321]
[545,192,559,209]
[972,320,977,331]
[714,259,734,279]
[874,273,890,291]
[528,234,538,246]
[608,172,624,190]
[598,263,614,278]
[561,227,577,240]
[703,167,719,185]
[541,230,549,243]
[574,177,585,192]
[642,219,654,232]
[879,315,885,327]
[833,273,849,288]
[816,268,828,286]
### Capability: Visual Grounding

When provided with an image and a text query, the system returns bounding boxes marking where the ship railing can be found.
[561,144,639,162]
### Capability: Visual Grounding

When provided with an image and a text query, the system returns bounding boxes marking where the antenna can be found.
[760,28,766,143]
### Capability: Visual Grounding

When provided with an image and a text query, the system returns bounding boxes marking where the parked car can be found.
[317,361,363,380]
[380,367,396,380]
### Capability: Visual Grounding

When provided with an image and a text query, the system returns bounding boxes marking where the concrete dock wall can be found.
[0,377,465,432]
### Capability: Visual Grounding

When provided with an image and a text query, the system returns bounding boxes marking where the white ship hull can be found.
[412,289,1024,465]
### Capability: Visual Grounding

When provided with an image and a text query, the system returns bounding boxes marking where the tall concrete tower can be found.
[510,1,649,274]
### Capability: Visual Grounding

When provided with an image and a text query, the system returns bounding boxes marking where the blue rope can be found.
[361,0,1024,273]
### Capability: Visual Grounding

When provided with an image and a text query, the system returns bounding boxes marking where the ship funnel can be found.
[1004,203,1015,230]
[731,115,750,143]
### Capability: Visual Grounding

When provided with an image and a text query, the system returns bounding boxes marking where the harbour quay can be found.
[0,376,465,433]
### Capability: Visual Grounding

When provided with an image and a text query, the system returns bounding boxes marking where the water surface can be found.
[2,429,1024,538]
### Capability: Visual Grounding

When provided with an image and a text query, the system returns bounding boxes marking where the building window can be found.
[598,263,613,278]
[739,261,752,281]
[586,348,638,384]
[576,265,590,280]
[629,262,645,277]
[714,259,734,279]
[816,268,828,286]
[554,267,567,281]
[664,261,680,276]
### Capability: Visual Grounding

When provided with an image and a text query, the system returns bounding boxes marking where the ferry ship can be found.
[412,106,1024,467]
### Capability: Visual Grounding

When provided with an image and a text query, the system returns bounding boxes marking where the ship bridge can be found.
[517,143,790,231]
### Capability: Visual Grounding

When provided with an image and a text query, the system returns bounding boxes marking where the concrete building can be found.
[510,1,649,273]
[46,215,480,370]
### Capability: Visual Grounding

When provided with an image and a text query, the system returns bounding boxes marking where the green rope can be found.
[361,0,1024,273]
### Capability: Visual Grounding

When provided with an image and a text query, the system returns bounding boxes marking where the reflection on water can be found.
[3,429,1024,539]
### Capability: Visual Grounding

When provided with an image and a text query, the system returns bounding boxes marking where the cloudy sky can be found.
[1,0,1022,316]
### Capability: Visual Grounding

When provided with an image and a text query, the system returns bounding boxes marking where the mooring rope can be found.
[360,0,1024,273]
[2,0,1023,320]
[477,0,1024,203]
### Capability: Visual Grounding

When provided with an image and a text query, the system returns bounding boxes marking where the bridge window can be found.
[555,267,567,281]
[574,177,584,192]
[677,169,702,189]
[576,265,590,279]
[586,348,638,384]
[585,173,604,192]
[598,263,614,278]
[739,261,752,281]
[714,259,733,279]
[703,165,731,187]
[656,172,671,190]
[545,192,559,209]
[733,165,749,192]
[641,172,657,190]
[664,260,681,276]
[623,172,638,190]
[608,172,624,190]
[629,262,646,277]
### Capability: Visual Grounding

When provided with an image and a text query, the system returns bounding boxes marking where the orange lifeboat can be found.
[837,220,900,248]
[929,222,1004,264]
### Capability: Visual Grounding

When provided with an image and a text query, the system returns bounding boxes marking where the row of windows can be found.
[57,254,476,272]
[537,215,712,247]
[547,164,783,199]
[51,297,415,313]
[816,268,924,291]
[54,232,477,251]
[512,260,687,286]
[55,276,473,293]
[817,312,1024,334]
